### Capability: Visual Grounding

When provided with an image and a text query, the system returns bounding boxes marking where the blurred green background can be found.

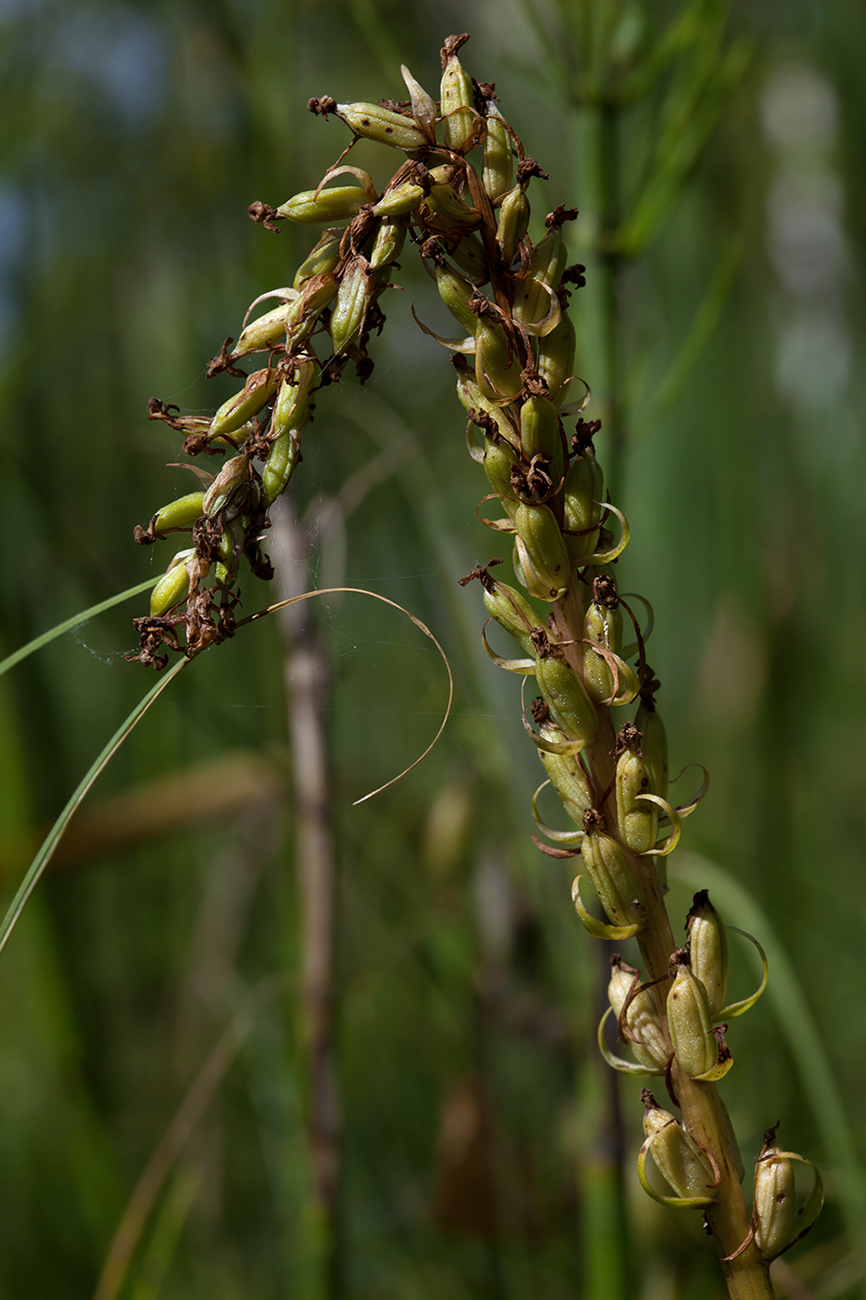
[1,0,865,1296]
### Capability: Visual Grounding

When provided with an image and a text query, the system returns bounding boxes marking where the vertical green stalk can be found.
[597,97,625,506]
[275,506,341,1300]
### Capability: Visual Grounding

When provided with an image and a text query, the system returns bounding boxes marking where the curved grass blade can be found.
[0,577,159,679]
[0,656,188,957]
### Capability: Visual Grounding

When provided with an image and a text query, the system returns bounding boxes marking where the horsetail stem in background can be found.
[129,34,821,1295]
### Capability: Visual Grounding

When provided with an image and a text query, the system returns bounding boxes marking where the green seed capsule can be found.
[210,369,278,438]
[753,1127,796,1259]
[454,360,518,445]
[536,307,575,405]
[581,823,645,930]
[233,300,294,358]
[608,960,668,1071]
[642,1093,716,1201]
[520,395,562,467]
[686,891,728,1021]
[482,104,513,201]
[615,746,657,854]
[286,273,339,350]
[276,185,369,224]
[475,317,522,399]
[513,227,569,327]
[538,722,592,827]
[666,962,719,1080]
[583,594,623,703]
[514,501,570,601]
[562,444,604,564]
[335,101,428,150]
[262,427,301,505]
[496,187,530,263]
[440,43,477,153]
[423,184,482,230]
[534,642,597,744]
[150,552,193,616]
[152,491,205,536]
[369,216,406,269]
[202,454,248,518]
[434,258,480,335]
[482,579,542,656]
[483,437,519,511]
[400,64,437,140]
[448,231,490,285]
[371,182,426,218]
[635,698,669,801]
[293,233,341,290]
[330,256,375,354]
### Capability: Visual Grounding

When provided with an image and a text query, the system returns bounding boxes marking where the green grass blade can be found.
[0,656,189,958]
[0,577,159,679]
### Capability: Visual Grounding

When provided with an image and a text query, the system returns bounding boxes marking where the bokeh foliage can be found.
[1,0,865,1296]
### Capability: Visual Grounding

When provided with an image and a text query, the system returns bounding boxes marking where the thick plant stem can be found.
[596,98,625,504]
[276,507,342,1300]
[553,582,773,1300]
